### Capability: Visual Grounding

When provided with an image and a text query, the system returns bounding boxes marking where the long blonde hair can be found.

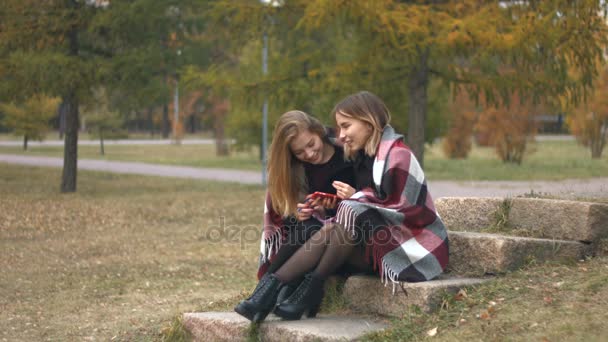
[332,91,391,158]
[268,110,327,217]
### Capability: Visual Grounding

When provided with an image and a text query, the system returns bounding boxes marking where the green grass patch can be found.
[160,316,192,342]
[2,139,608,180]
[424,140,608,180]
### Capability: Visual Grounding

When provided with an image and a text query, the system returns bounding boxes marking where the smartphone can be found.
[310,191,339,201]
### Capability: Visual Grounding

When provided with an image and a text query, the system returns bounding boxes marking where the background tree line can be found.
[0,0,607,192]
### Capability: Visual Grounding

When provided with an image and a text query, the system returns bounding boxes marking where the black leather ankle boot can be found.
[273,272,324,320]
[275,278,301,306]
[234,273,282,322]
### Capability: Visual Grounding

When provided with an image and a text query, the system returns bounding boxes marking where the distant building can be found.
[535,114,566,134]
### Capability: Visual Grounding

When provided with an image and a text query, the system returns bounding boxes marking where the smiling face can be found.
[289,129,328,164]
[335,111,373,157]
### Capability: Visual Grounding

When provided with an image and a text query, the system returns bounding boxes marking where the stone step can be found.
[435,197,608,242]
[448,231,590,275]
[182,311,388,342]
[342,275,489,316]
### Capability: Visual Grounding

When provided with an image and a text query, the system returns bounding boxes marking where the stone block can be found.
[435,197,608,242]
[342,275,489,316]
[509,198,608,242]
[448,231,590,275]
[182,311,387,342]
[435,197,504,231]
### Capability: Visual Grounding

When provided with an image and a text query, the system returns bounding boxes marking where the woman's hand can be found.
[319,196,338,210]
[306,196,339,219]
[332,181,356,199]
[296,201,314,221]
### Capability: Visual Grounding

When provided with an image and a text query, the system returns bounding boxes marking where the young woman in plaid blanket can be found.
[235,110,355,322]
[238,92,449,322]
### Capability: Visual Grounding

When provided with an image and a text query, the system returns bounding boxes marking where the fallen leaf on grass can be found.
[543,296,553,304]
[454,289,468,301]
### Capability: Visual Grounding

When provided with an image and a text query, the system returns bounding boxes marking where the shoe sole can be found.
[273,306,304,321]
[234,303,255,321]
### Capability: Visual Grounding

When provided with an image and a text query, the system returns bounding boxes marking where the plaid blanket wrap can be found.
[257,126,448,283]
[334,126,448,283]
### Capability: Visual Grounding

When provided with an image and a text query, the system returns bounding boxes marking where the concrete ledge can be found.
[342,275,489,317]
[435,197,505,231]
[509,198,608,241]
[448,231,590,275]
[182,312,387,342]
[436,197,608,242]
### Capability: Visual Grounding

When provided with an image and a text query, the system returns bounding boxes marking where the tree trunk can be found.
[61,4,80,193]
[407,48,430,167]
[23,135,28,150]
[162,103,170,138]
[161,73,170,138]
[213,100,230,156]
[99,129,105,156]
[58,100,67,139]
[147,107,154,137]
[214,118,229,156]
[61,91,79,193]
[591,121,607,159]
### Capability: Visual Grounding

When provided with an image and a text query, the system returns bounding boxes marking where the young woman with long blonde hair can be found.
[235,110,355,322]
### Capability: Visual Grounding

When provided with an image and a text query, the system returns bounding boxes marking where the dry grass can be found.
[364,257,608,341]
[0,165,263,341]
[2,164,608,341]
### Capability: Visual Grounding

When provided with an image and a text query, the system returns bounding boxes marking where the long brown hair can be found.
[332,91,391,158]
[267,110,327,217]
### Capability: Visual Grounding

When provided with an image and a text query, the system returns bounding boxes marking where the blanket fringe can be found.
[261,229,282,264]
[381,259,400,295]
[335,202,358,239]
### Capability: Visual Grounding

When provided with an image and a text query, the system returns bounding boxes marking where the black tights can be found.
[274,223,372,283]
[266,217,323,274]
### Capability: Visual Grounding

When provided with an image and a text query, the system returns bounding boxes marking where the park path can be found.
[0,138,218,147]
[1,153,607,199]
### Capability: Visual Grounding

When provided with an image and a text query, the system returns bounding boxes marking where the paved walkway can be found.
[0,138,219,147]
[1,153,607,199]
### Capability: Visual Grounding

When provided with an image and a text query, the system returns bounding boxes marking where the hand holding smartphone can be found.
[310,191,340,201]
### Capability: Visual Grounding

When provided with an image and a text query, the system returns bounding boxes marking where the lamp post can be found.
[173,76,179,144]
[262,32,269,186]
[173,49,182,145]
[260,0,281,187]
[172,82,180,143]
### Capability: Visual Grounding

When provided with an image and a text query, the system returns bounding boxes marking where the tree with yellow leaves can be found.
[206,0,607,166]
[475,92,542,164]
[568,68,608,159]
[1,94,60,150]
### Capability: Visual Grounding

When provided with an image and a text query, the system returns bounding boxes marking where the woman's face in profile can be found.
[289,129,326,164]
[335,111,372,154]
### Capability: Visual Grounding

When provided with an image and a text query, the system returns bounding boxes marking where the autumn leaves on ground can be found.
[0,165,263,341]
[1,164,607,341]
